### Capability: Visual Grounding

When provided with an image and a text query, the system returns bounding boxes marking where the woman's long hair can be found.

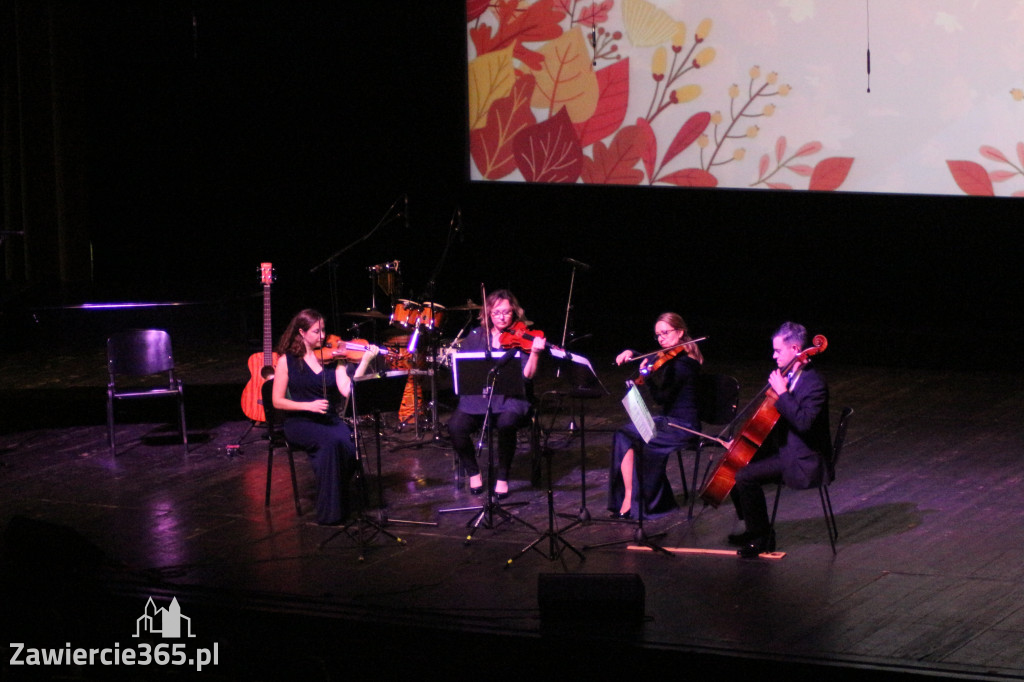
[478,289,525,325]
[657,312,704,364]
[276,308,324,358]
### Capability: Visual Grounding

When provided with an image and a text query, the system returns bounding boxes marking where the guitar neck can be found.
[262,282,273,366]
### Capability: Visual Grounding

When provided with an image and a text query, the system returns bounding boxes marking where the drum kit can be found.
[343,261,482,437]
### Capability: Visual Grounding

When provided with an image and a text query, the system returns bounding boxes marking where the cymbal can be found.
[344,310,389,319]
[448,300,482,311]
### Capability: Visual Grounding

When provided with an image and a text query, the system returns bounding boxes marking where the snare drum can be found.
[391,299,421,328]
[419,302,445,330]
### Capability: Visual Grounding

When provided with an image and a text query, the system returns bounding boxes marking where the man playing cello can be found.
[730,321,832,558]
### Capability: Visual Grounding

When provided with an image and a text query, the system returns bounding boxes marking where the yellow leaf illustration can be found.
[530,27,599,123]
[468,44,516,131]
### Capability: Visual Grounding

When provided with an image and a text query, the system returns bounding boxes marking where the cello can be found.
[699,334,828,507]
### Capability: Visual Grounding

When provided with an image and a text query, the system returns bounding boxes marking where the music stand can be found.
[318,370,416,559]
[439,351,540,544]
[582,380,673,557]
[508,348,603,565]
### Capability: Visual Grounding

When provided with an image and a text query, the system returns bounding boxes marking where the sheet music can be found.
[622,380,657,443]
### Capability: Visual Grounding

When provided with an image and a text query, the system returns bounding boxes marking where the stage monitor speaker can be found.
[537,573,645,622]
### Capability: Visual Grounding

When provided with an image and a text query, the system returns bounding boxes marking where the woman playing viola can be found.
[609,312,702,519]
[446,289,545,498]
[272,308,378,525]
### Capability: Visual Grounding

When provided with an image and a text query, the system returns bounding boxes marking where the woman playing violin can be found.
[609,312,702,519]
[271,308,379,525]
[446,289,545,498]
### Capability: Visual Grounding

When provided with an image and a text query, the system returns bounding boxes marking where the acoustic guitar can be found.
[240,262,279,422]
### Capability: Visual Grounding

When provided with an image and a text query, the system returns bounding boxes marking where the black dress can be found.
[607,353,700,517]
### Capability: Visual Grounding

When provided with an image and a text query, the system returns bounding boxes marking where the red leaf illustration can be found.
[989,170,1017,183]
[794,141,823,157]
[574,58,630,148]
[472,0,565,58]
[980,145,1008,163]
[662,112,711,168]
[471,75,537,179]
[767,182,793,190]
[775,136,787,164]
[657,168,718,187]
[467,0,489,22]
[513,107,583,183]
[758,154,769,179]
[1016,142,1024,168]
[947,160,995,196]
[787,164,813,177]
[577,0,612,26]
[808,157,854,191]
[581,125,645,185]
[636,117,657,182]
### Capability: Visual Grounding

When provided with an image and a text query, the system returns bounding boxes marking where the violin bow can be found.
[622,336,708,363]
[665,422,731,448]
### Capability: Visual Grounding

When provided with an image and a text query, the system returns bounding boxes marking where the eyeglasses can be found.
[654,329,681,339]
[491,309,514,318]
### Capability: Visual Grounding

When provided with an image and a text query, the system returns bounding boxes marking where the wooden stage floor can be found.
[1,345,1022,681]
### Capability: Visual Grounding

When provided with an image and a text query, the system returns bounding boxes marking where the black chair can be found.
[769,406,854,554]
[106,329,187,455]
[261,380,303,516]
[676,373,740,517]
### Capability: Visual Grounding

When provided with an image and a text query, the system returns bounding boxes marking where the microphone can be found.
[563,257,591,271]
[403,194,409,229]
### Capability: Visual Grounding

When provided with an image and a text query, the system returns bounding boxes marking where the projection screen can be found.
[467,0,1024,197]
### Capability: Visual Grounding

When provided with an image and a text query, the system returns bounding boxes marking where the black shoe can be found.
[609,509,632,519]
[469,484,484,495]
[737,533,776,558]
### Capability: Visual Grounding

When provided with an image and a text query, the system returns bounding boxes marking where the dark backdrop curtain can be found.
[1,0,91,293]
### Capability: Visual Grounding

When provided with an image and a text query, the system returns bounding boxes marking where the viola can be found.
[699,334,828,507]
[315,335,390,364]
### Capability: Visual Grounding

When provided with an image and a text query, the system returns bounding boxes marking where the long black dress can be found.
[607,352,700,517]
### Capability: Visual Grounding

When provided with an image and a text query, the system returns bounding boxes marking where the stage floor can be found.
[1,345,1022,681]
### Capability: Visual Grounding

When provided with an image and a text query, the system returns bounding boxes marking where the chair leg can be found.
[177,391,188,452]
[106,393,117,454]
[820,484,837,554]
[674,449,689,502]
[286,447,302,516]
[265,441,275,508]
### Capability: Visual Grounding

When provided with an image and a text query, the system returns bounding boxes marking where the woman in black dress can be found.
[608,312,702,518]
[271,309,378,525]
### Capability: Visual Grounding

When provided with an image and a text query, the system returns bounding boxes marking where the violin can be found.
[634,344,686,385]
[699,334,828,507]
[315,335,389,364]
[498,321,555,352]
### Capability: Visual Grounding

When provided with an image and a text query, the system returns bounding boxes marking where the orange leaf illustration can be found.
[636,117,657,182]
[947,160,995,196]
[471,75,538,180]
[530,27,599,121]
[468,45,516,131]
[574,58,630,148]
[808,157,854,191]
[514,108,583,183]
[471,0,565,69]
[581,125,645,185]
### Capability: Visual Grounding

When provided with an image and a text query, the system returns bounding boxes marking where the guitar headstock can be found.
[259,262,275,286]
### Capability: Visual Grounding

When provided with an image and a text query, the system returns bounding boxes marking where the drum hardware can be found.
[344,310,389,319]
